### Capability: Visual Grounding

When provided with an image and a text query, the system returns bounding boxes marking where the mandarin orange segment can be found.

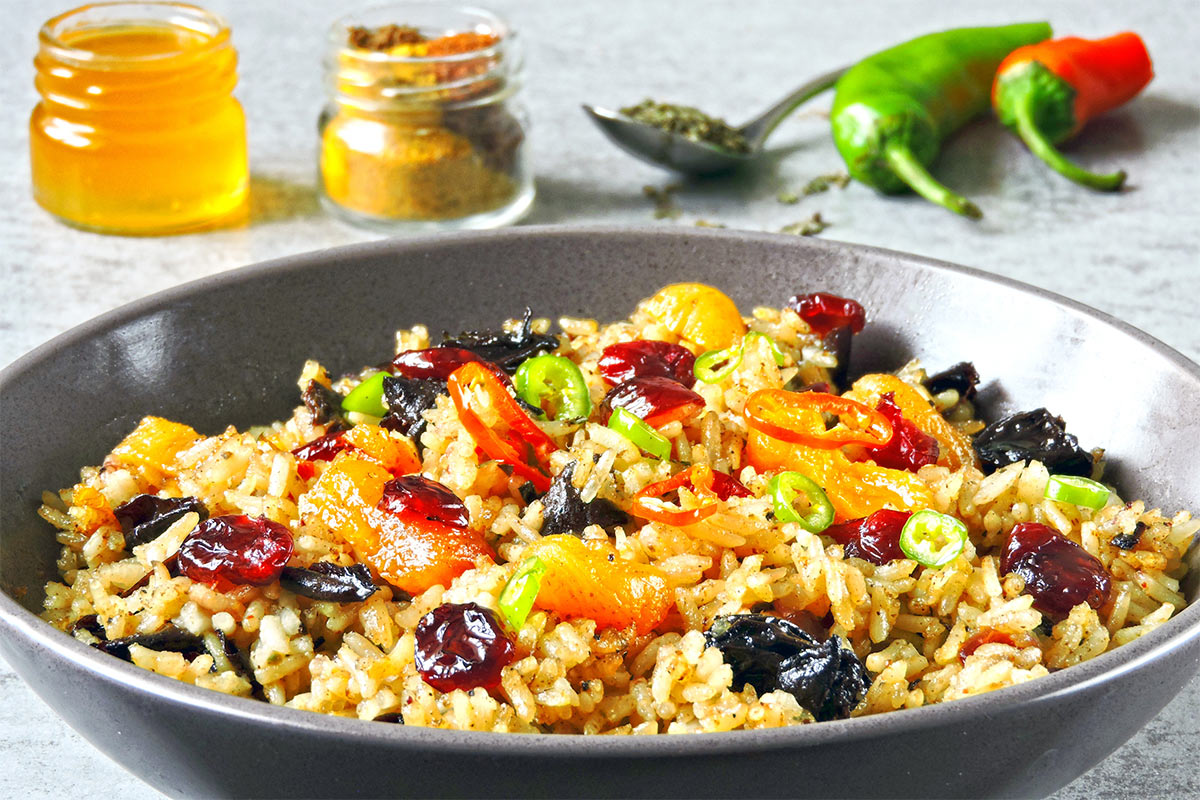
[298,452,391,560]
[69,485,118,535]
[746,430,932,521]
[844,374,977,470]
[526,535,672,635]
[109,416,203,485]
[342,424,422,475]
[369,513,493,595]
[643,283,747,351]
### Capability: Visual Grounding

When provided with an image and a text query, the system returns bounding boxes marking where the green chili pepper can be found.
[498,556,548,631]
[1044,474,1110,510]
[768,471,834,533]
[514,355,592,421]
[831,22,1053,219]
[745,331,786,366]
[608,407,672,460]
[694,344,743,384]
[341,372,389,417]
[899,509,968,567]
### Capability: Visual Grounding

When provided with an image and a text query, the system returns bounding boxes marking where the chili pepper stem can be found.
[1011,98,1126,191]
[883,144,983,219]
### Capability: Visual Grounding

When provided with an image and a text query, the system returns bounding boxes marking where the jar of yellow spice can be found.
[319,4,533,231]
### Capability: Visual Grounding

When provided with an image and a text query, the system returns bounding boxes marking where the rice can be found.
[37,285,1198,734]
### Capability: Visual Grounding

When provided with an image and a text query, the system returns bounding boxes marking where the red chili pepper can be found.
[992,33,1153,190]
[743,390,893,450]
[631,465,728,526]
[447,362,558,492]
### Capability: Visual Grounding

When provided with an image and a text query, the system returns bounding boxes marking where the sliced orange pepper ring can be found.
[631,465,724,526]
[744,390,894,449]
[447,362,558,492]
[844,374,976,470]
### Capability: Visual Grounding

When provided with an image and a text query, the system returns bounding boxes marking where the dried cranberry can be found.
[378,475,470,529]
[1001,522,1112,622]
[959,628,1016,664]
[114,494,208,548]
[599,340,696,388]
[414,602,515,692]
[391,347,487,380]
[862,394,940,472]
[177,515,293,587]
[601,376,704,428]
[788,292,866,337]
[823,509,911,565]
[292,430,351,463]
[710,470,753,500]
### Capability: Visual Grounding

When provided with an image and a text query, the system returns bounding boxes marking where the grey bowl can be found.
[1,227,1197,799]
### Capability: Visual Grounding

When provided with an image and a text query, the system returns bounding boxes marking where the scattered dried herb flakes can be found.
[694,220,726,228]
[643,184,682,220]
[779,213,829,237]
[620,99,750,154]
[802,172,851,195]
[776,190,800,205]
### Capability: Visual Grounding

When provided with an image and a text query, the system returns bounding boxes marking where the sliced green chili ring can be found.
[1044,474,1111,510]
[608,407,672,460]
[899,509,968,568]
[498,556,548,631]
[514,355,592,421]
[768,471,834,533]
[745,331,786,366]
[694,344,744,383]
[340,372,389,417]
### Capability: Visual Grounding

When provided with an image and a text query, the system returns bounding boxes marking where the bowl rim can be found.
[2,224,1198,755]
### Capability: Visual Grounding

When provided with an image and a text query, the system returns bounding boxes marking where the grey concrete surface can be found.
[1,1,1196,797]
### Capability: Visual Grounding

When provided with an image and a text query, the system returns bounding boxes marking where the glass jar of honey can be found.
[319,4,534,231]
[30,2,248,235]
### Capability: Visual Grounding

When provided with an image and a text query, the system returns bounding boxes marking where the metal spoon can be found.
[583,66,848,175]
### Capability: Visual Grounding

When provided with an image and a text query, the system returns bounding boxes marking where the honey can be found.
[30,3,248,235]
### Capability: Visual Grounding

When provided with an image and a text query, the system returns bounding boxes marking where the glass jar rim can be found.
[39,2,231,67]
[328,2,512,66]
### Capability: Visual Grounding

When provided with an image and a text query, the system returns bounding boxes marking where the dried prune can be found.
[70,614,106,640]
[1110,522,1146,551]
[301,379,343,425]
[114,494,209,548]
[973,408,1093,476]
[177,515,294,587]
[601,376,704,428]
[822,326,853,389]
[705,614,868,721]
[441,309,559,373]
[414,602,515,692]
[96,626,207,662]
[216,631,265,700]
[540,462,629,537]
[380,376,447,442]
[598,340,697,387]
[280,562,378,602]
[1001,522,1112,621]
[863,394,939,472]
[823,509,911,565]
[924,362,979,400]
[788,292,866,337]
[391,347,487,380]
[379,475,470,529]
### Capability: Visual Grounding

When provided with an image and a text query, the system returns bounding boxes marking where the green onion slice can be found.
[899,509,968,568]
[514,355,592,421]
[608,407,672,460]
[768,471,834,533]
[1044,474,1110,510]
[340,372,389,417]
[694,345,744,383]
[498,556,548,631]
[745,331,786,366]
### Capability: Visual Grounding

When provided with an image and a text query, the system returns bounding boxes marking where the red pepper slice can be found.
[743,390,893,449]
[632,465,733,526]
[447,362,558,492]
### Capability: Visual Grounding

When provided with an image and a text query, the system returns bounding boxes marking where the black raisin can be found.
[441,309,559,373]
[381,376,447,443]
[973,408,1093,476]
[301,379,344,425]
[705,614,869,722]
[924,362,980,399]
[280,562,378,602]
[114,494,208,548]
[1110,522,1146,551]
[540,463,630,537]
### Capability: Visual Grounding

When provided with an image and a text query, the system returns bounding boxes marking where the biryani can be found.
[38,283,1197,733]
